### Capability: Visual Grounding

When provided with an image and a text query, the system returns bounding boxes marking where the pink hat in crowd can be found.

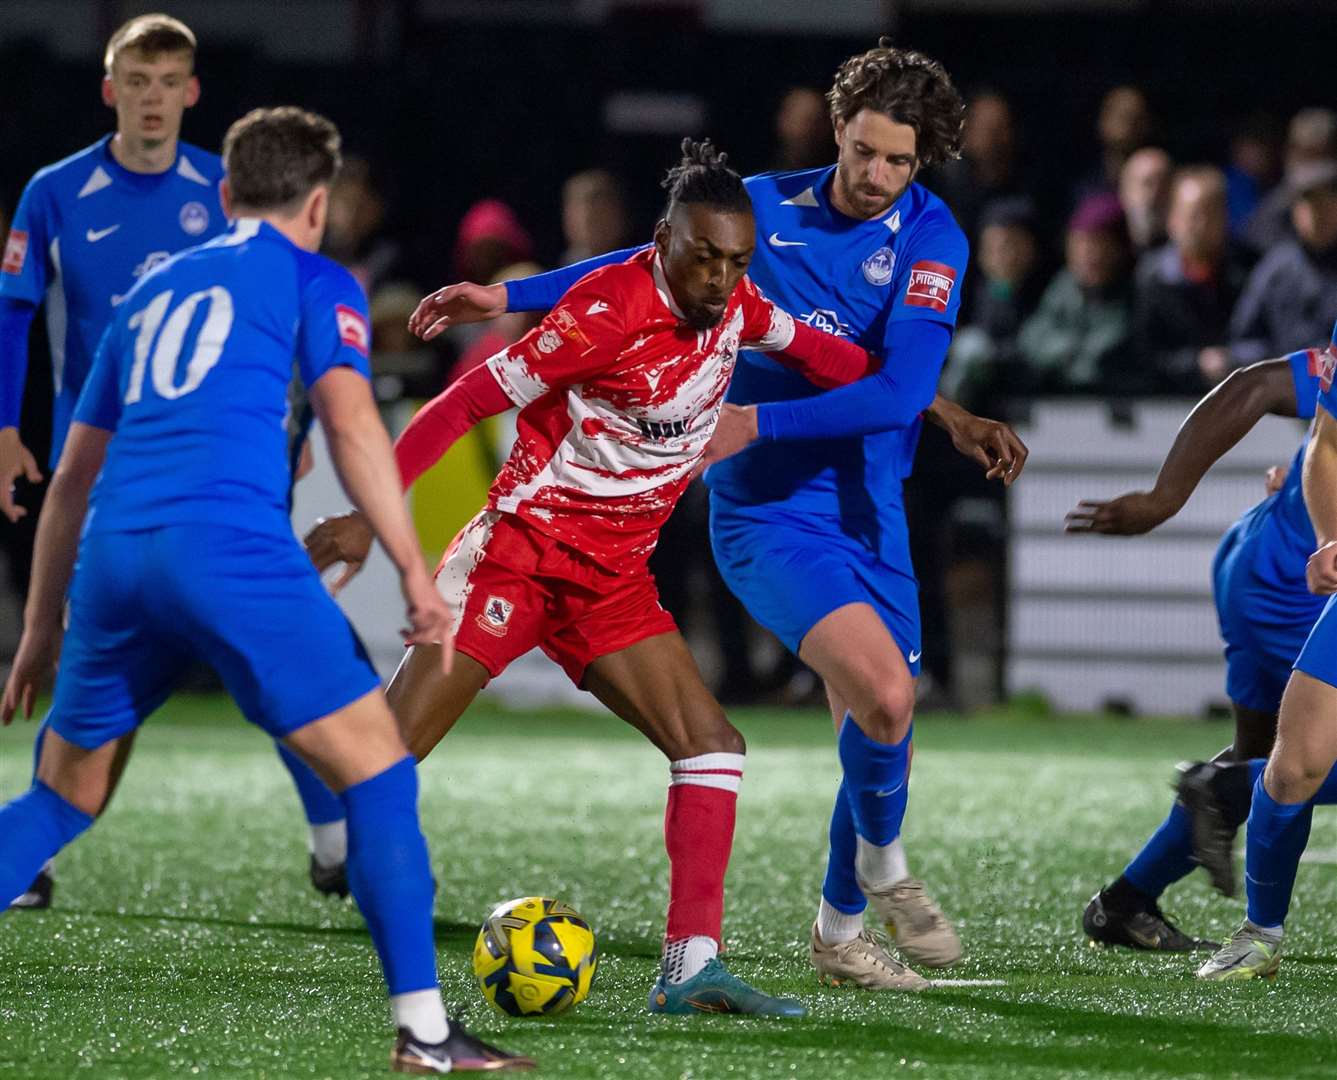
[1068,192,1127,235]
[454,198,533,274]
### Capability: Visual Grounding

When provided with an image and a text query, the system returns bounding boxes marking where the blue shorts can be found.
[708,492,921,675]
[1295,593,1337,690]
[1213,516,1321,713]
[49,525,380,750]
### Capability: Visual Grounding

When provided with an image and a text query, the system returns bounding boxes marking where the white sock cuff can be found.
[390,986,449,1044]
[670,752,744,793]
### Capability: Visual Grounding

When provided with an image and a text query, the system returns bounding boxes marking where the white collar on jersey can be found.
[651,251,686,320]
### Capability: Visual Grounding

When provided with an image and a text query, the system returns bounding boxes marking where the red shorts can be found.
[436,510,678,685]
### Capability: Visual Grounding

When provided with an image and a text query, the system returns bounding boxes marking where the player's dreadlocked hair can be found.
[827,40,964,168]
[661,138,752,217]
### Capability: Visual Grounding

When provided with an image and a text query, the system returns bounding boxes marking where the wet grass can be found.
[3,697,1337,1077]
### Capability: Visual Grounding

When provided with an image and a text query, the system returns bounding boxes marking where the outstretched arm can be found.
[1066,357,1301,535]
[408,246,645,340]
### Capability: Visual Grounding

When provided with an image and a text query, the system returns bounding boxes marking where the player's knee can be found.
[659,707,744,760]
[859,683,915,743]
[1267,751,1329,802]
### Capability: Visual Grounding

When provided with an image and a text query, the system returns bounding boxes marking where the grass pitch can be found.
[3,698,1337,1079]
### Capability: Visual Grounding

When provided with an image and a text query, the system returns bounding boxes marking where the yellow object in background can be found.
[393,400,505,561]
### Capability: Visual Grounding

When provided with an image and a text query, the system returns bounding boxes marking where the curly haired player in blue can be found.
[407,42,1028,990]
[0,12,349,910]
[1067,331,1337,954]
[0,107,532,1072]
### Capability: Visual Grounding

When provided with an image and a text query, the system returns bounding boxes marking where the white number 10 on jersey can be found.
[124,286,235,404]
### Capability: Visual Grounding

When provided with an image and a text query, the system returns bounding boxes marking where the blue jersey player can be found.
[1166,325,1337,982]
[0,14,224,511]
[0,14,350,910]
[1066,339,1337,953]
[0,107,531,1073]
[409,44,1027,988]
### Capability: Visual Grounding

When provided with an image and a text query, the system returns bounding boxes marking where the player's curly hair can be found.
[661,138,751,217]
[826,40,964,167]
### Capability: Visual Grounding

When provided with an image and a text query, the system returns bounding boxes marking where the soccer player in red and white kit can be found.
[307,141,886,1016]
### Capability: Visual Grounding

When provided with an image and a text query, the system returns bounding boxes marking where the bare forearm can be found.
[924,394,965,436]
[1150,363,1289,508]
[325,418,427,580]
[1305,409,1337,546]
[23,472,90,632]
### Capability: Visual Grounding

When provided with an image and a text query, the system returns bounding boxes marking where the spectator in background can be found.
[931,90,1028,241]
[1243,107,1337,254]
[1076,85,1154,201]
[1119,146,1172,254]
[772,87,830,171]
[1226,113,1283,237]
[943,197,1045,412]
[560,170,630,266]
[449,261,545,385]
[1231,162,1337,363]
[322,156,401,297]
[454,197,532,283]
[1018,193,1134,394]
[1134,167,1253,394]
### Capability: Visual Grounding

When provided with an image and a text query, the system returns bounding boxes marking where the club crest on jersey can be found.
[179,201,210,236]
[2,228,28,275]
[477,595,514,636]
[335,304,370,357]
[1314,345,1337,393]
[800,309,851,337]
[905,260,957,313]
[861,246,895,286]
[537,330,562,354]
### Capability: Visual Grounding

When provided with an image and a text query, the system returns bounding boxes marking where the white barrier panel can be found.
[1006,399,1308,715]
[289,420,597,711]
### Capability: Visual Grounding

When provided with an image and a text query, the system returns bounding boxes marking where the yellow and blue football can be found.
[472,896,598,1017]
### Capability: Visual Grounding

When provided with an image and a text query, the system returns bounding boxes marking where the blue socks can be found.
[275,742,345,826]
[1245,774,1314,929]
[837,714,911,846]
[821,782,866,914]
[1122,801,1195,899]
[342,756,439,995]
[0,782,93,912]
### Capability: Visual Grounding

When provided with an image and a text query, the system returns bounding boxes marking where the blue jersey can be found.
[705,168,968,515]
[1242,346,1323,600]
[73,218,371,539]
[0,135,226,463]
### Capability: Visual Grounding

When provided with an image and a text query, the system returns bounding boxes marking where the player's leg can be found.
[800,601,961,969]
[1196,598,1337,981]
[386,644,491,761]
[709,497,950,976]
[577,630,802,1017]
[272,743,350,897]
[174,525,531,1070]
[2,529,181,913]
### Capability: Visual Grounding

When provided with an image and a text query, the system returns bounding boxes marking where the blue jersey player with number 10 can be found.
[0,12,348,911]
[0,106,532,1074]
[411,43,1027,989]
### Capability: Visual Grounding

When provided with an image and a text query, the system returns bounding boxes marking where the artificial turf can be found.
[2,697,1336,1079]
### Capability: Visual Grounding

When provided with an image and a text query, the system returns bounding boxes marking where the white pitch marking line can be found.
[927,978,1007,987]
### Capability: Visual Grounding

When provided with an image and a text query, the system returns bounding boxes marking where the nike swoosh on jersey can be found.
[908,650,922,663]
[767,232,807,248]
[86,224,121,243]
[587,300,610,315]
